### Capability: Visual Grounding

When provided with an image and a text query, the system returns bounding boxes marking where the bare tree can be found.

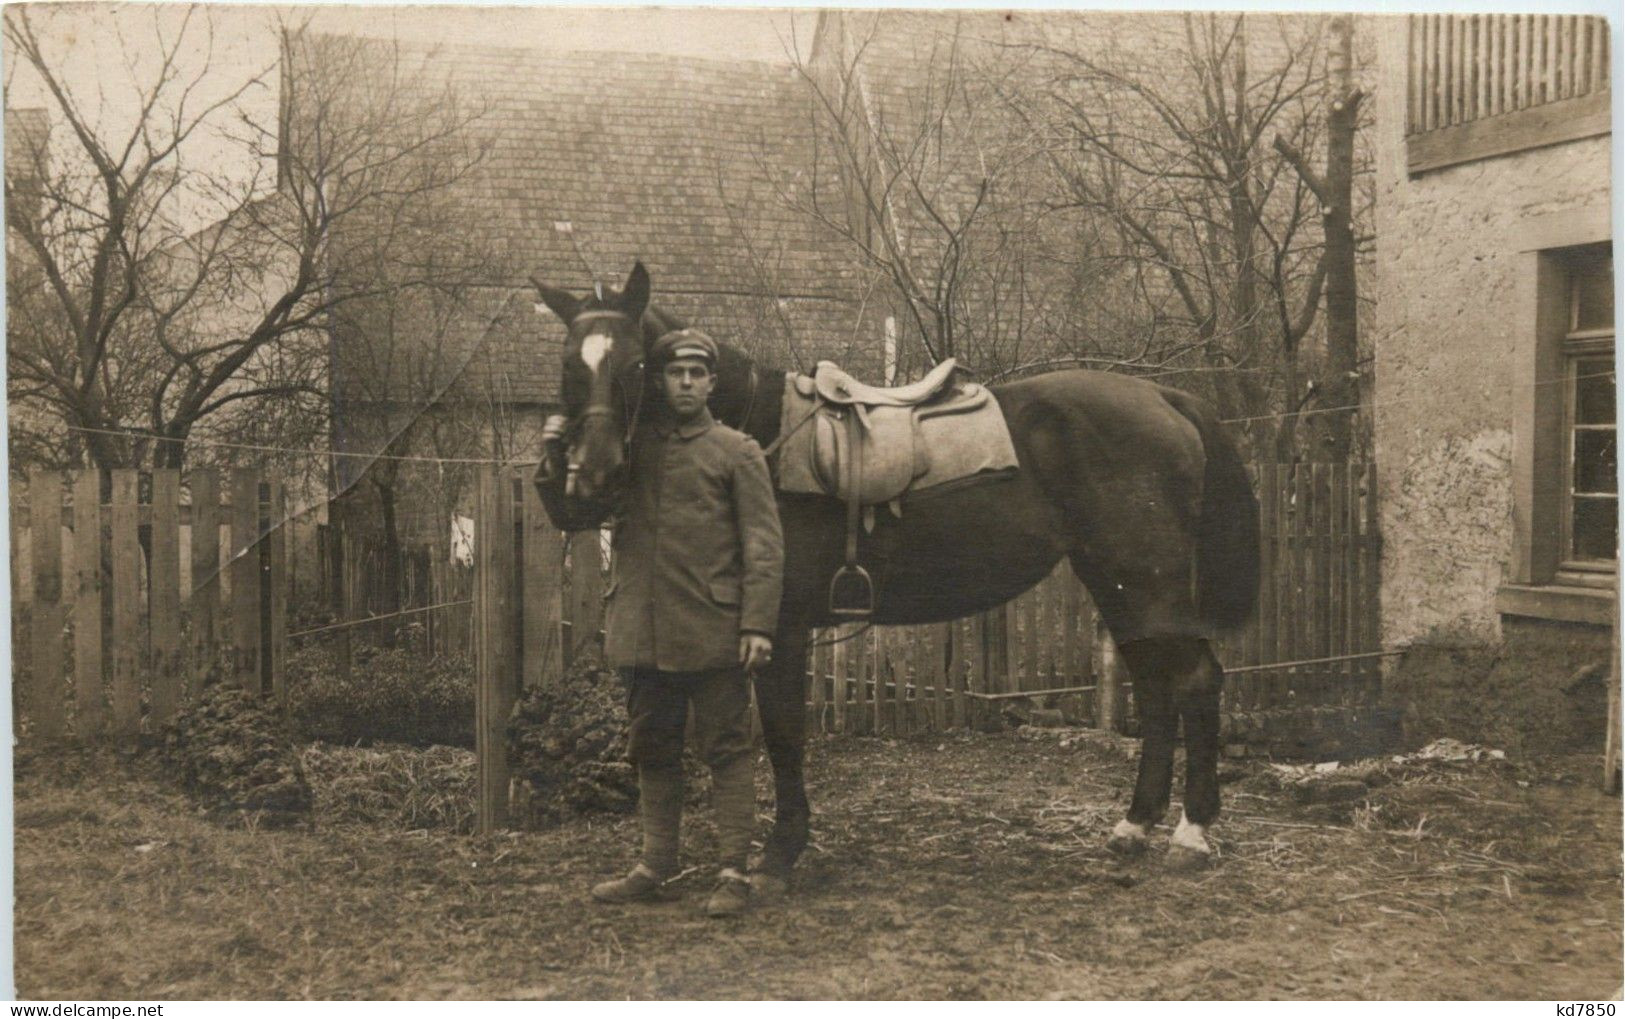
[4,7,489,473]
[1011,13,1372,460]
[770,14,1055,379]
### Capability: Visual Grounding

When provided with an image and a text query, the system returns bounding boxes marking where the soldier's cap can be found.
[649,328,718,369]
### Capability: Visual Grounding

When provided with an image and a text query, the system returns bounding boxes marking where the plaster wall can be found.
[1369,18,1612,647]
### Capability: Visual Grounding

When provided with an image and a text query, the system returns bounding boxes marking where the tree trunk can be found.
[1313,16,1362,463]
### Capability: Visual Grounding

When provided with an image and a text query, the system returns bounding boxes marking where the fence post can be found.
[566,530,603,668]
[190,470,220,697]
[268,481,288,705]
[28,471,65,741]
[475,466,518,834]
[230,469,261,692]
[149,469,181,725]
[1097,619,1129,735]
[73,470,105,741]
[110,470,141,737]
[520,479,562,689]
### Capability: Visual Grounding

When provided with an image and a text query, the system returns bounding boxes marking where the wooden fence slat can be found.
[1429,15,1443,129]
[268,481,288,705]
[1329,464,1348,706]
[476,466,518,833]
[229,469,260,692]
[850,625,867,736]
[149,470,181,724]
[1407,16,1420,131]
[521,484,562,689]
[810,630,827,735]
[1543,14,1556,105]
[72,471,105,741]
[28,471,65,741]
[1592,15,1608,93]
[1062,573,1080,699]
[110,470,142,736]
[832,626,849,734]
[1097,617,1119,734]
[1364,463,1382,701]
[865,627,880,736]
[566,530,603,667]
[1350,467,1366,694]
[1022,583,1039,695]
[1497,14,1509,114]
[928,623,946,731]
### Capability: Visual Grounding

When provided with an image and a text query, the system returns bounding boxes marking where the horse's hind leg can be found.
[1107,639,1180,857]
[750,620,812,898]
[1169,639,1224,870]
[1107,637,1223,868]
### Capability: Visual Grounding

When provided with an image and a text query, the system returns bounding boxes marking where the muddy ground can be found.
[14,729,1623,999]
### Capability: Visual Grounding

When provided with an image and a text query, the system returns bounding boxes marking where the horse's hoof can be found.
[1106,820,1150,857]
[749,870,790,902]
[1165,844,1212,871]
[1106,834,1149,857]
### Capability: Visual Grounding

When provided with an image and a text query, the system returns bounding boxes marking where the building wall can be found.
[1369,19,1613,749]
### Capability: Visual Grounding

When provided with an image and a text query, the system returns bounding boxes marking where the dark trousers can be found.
[623,667,753,770]
[622,667,755,873]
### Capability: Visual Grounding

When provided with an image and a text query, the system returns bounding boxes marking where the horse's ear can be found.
[531,278,581,324]
[619,261,650,323]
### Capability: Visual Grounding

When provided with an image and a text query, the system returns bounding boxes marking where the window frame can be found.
[1499,208,1615,626]
[1559,338,1616,579]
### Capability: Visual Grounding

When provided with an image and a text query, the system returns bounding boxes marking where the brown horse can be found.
[532,263,1259,888]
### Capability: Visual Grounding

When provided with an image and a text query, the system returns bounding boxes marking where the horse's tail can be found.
[1166,390,1260,632]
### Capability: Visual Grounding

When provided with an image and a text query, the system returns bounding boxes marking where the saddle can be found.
[773,359,1020,617]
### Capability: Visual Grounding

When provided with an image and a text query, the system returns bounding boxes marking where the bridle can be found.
[565,309,644,495]
[563,308,760,492]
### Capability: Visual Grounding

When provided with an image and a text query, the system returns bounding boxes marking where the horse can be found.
[532,262,1260,890]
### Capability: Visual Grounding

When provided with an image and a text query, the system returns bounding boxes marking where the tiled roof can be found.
[291,32,892,407]
[4,107,49,177]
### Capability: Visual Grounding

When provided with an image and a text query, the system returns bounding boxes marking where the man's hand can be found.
[538,414,568,481]
[739,633,773,673]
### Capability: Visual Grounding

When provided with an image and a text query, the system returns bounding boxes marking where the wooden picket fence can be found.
[10,468,290,743]
[314,525,476,657]
[471,461,1381,829]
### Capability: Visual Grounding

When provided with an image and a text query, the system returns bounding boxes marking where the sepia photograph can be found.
[4,2,1620,1000]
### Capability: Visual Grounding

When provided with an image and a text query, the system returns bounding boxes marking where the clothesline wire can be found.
[44,368,1617,467]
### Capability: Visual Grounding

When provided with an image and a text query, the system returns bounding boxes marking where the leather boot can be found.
[705,867,751,918]
[591,863,672,904]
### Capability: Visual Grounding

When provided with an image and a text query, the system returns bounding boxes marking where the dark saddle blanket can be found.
[775,359,1019,505]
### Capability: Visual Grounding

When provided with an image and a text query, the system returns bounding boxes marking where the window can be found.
[1562,250,1615,573]
[1501,213,1614,626]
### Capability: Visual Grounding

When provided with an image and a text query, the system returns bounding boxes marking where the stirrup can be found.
[829,563,874,618]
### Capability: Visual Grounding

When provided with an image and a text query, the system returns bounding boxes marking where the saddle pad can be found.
[774,372,1020,502]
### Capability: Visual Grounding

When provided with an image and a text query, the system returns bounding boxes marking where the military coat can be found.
[535,407,784,672]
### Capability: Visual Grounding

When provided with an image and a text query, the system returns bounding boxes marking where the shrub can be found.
[165,684,313,828]
[286,643,475,748]
[506,656,707,826]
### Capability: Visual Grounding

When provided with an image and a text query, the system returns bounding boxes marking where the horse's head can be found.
[533,261,652,500]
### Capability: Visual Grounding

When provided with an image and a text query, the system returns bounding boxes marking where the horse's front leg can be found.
[750,618,812,898]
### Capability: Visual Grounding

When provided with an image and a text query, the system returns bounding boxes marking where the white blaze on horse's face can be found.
[579,332,613,374]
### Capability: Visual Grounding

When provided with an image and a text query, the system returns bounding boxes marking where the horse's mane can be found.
[641,303,686,340]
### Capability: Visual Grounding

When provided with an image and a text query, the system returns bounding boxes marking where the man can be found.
[536,328,783,918]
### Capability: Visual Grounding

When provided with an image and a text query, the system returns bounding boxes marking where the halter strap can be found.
[571,309,633,328]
